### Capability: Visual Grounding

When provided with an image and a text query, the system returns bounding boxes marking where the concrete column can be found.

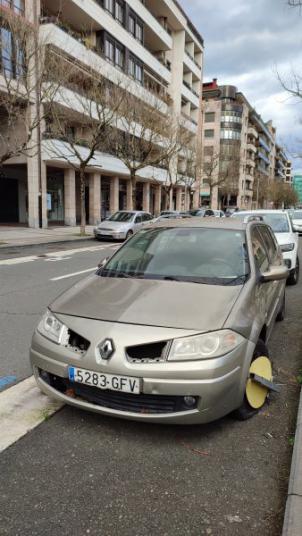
[27,155,40,229]
[110,177,119,214]
[41,162,48,228]
[143,182,150,212]
[193,189,199,209]
[176,188,182,211]
[154,184,162,215]
[169,188,174,210]
[89,173,101,225]
[126,180,133,210]
[64,168,76,226]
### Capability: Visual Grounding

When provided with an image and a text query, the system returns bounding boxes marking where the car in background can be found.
[291,210,302,235]
[225,207,239,217]
[232,210,299,285]
[31,217,288,425]
[94,211,153,241]
[188,208,215,217]
[213,210,225,218]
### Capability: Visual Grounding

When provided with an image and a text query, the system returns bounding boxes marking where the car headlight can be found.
[281,243,295,252]
[168,329,245,361]
[37,310,69,345]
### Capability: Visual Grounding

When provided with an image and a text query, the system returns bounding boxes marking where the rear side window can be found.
[258,226,278,264]
[142,213,152,221]
[135,215,142,223]
[251,228,270,272]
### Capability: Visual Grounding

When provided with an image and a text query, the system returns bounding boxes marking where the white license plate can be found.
[68,366,140,394]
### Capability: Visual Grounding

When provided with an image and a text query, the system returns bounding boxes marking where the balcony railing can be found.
[183,79,199,98]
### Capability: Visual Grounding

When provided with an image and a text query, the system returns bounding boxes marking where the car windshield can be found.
[109,212,134,222]
[190,209,205,216]
[233,212,290,233]
[99,227,250,285]
[293,211,302,220]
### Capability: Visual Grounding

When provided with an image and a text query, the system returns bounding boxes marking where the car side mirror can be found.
[98,257,109,269]
[260,265,289,283]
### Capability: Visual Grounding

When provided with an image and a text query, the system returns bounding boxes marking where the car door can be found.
[133,214,143,232]
[251,227,274,339]
[257,225,285,334]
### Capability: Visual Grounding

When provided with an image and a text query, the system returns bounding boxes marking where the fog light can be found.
[183,396,196,408]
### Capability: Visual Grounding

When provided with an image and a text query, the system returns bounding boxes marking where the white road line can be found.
[0,244,115,266]
[51,267,96,281]
[0,376,63,453]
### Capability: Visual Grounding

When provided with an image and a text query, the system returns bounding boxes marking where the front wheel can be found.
[125,230,133,240]
[288,256,299,286]
[234,339,271,421]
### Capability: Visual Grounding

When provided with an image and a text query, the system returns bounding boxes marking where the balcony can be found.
[181,113,198,134]
[246,158,255,168]
[182,81,199,107]
[126,0,172,50]
[40,23,169,113]
[247,143,257,153]
[247,126,258,139]
[257,150,270,165]
[258,136,270,154]
[183,52,201,80]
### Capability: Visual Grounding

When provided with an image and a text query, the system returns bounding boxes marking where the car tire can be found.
[276,292,285,322]
[234,339,270,421]
[288,256,299,286]
[126,230,133,240]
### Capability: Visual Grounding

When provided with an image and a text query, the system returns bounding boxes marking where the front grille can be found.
[42,372,198,414]
[126,341,170,363]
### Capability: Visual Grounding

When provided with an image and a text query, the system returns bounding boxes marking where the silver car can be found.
[31,218,288,425]
[94,211,153,240]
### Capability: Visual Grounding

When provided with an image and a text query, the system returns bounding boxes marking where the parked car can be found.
[94,211,153,241]
[213,210,225,218]
[232,210,299,285]
[291,209,302,235]
[31,217,288,425]
[188,208,215,217]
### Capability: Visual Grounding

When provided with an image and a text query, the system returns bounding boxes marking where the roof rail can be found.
[244,215,264,223]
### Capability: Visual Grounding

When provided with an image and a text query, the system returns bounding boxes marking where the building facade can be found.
[0,0,204,227]
[201,79,287,210]
[293,173,302,205]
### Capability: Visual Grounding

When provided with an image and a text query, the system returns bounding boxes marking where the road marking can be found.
[51,267,96,281]
[0,376,63,453]
[0,375,17,389]
[45,256,72,262]
[0,243,117,266]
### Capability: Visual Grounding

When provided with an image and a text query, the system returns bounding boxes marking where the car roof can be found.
[147,216,254,231]
[235,209,288,215]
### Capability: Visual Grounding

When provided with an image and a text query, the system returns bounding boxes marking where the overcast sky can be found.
[183,0,302,171]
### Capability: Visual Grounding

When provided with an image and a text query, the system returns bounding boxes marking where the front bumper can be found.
[94,229,126,240]
[30,323,255,425]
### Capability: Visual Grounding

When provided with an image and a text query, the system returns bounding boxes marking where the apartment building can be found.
[201,79,286,210]
[285,161,293,184]
[0,0,204,227]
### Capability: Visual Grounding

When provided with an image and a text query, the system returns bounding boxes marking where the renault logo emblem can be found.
[99,338,115,360]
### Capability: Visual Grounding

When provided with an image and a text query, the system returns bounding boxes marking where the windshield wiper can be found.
[223,274,249,286]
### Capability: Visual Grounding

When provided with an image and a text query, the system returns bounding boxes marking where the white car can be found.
[232,210,299,285]
[291,210,302,235]
[94,211,153,241]
[213,210,225,218]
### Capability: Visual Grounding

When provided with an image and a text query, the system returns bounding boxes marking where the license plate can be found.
[68,366,140,394]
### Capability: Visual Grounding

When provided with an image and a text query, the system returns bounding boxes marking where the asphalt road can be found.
[0,240,119,390]
[0,240,302,535]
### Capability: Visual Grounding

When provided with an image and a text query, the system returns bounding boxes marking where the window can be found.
[251,228,270,272]
[142,213,152,221]
[128,10,144,43]
[204,129,214,138]
[204,112,215,123]
[204,146,214,156]
[115,44,124,69]
[104,0,114,15]
[1,27,13,76]
[135,215,143,224]
[115,0,124,24]
[104,34,125,70]
[220,129,241,140]
[105,37,115,63]
[128,54,143,84]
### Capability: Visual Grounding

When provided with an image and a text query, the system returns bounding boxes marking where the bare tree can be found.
[202,146,240,207]
[269,180,298,208]
[253,169,270,208]
[111,90,185,209]
[45,58,125,234]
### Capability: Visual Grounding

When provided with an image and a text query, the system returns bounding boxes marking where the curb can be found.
[0,235,95,249]
[282,386,302,535]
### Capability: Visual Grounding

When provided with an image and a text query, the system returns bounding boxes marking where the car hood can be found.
[50,275,243,331]
[98,221,130,229]
[274,232,296,246]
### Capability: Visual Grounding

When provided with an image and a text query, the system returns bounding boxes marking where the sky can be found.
[183,0,302,172]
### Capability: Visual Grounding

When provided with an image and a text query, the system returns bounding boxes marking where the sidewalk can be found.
[0,225,95,248]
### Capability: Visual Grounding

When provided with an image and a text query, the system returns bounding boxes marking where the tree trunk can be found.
[131,170,136,210]
[80,166,86,236]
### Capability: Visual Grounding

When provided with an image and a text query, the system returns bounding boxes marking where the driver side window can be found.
[135,215,142,224]
[251,228,270,272]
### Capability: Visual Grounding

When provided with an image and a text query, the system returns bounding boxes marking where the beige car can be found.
[30,218,288,424]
